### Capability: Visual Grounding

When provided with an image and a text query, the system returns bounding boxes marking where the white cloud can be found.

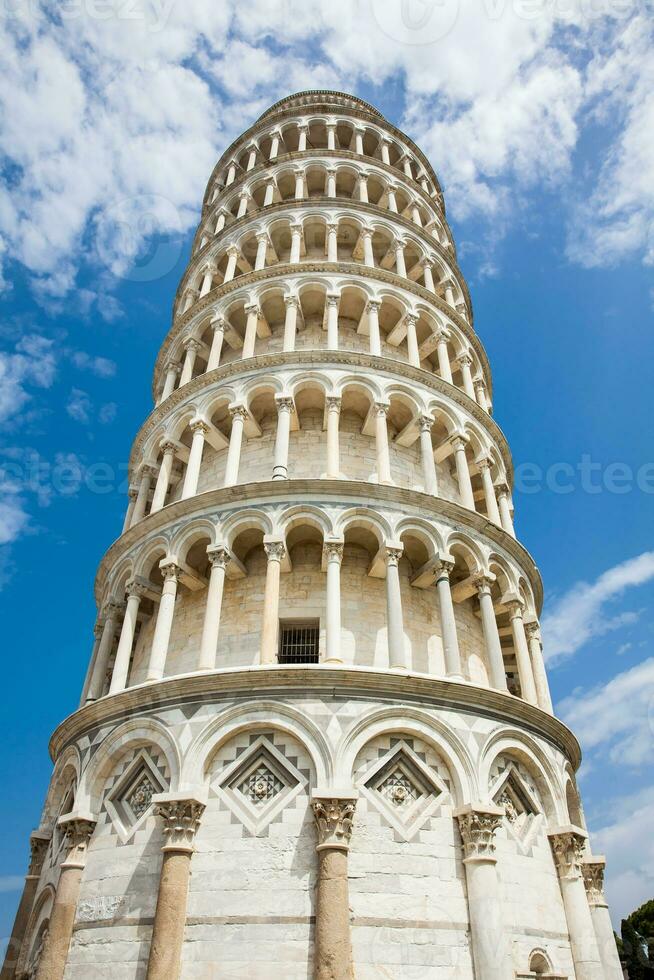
[542,552,654,662]
[66,387,92,424]
[0,499,30,546]
[559,657,654,767]
[70,351,116,378]
[0,334,57,424]
[590,784,654,926]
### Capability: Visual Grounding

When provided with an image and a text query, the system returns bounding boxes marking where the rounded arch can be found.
[169,517,220,562]
[221,508,274,549]
[133,535,171,578]
[479,728,565,824]
[183,701,332,787]
[335,506,391,546]
[41,745,81,828]
[279,504,334,541]
[76,716,182,813]
[336,707,476,804]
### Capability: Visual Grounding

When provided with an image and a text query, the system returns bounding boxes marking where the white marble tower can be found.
[2,91,621,980]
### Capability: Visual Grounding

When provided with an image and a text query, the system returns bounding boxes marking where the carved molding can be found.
[312,797,357,850]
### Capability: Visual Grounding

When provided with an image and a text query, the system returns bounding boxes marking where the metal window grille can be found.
[278,620,320,664]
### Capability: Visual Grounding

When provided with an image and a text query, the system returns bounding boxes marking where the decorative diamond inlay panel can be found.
[213,735,309,836]
[104,749,167,842]
[490,760,542,849]
[360,740,448,841]
[128,772,157,819]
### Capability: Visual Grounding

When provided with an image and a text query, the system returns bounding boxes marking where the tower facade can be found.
[4,91,621,980]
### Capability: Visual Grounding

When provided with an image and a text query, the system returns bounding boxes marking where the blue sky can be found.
[1,0,653,942]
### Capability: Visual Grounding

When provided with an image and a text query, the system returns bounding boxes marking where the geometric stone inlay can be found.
[214,735,308,836]
[361,741,447,841]
[491,762,541,847]
[127,771,157,819]
[105,749,167,843]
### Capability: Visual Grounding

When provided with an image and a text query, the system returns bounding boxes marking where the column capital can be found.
[125,578,150,601]
[275,395,295,414]
[159,560,181,583]
[28,830,52,877]
[290,221,303,234]
[153,793,207,853]
[548,826,588,879]
[326,221,338,234]
[435,327,451,343]
[57,812,97,868]
[325,291,340,308]
[404,311,419,327]
[182,337,201,354]
[159,439,177,457]
[284,292,300,308]
[311,795,357,850]
[361,225,374,239]
[189,417,209,436]
[385,543,404,567]
[524,618,541,639]
[434,555,455,579]
[366,299,381,314]
[255,230,270,244]
[581,856,607,906]
[474,376,486,391]
[229,403,249,422]
[206,544,230,569]
[244,302,261,318]
[200,260,217,275]
[473,572,496,596]
[393,236,407,249]
[264,539,286,562]
[127,484,138,502]
[164,358,181,375]
[373,400,390,417]
[457,351,474,367]
[449,433,469,452]
[495,481,511,499]
[323,540,344,564]
[504,596,525,619]
[326,166,338,177]
[417,414,434,432]
[475,454,492,471]
[209,314,225,332]
[454,804,504,862]
[103,598,125,619]
[325,395,342,412]
[237,188,250,201]
[226,243,240,257]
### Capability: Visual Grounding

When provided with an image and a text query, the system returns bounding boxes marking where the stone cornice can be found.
[93,479,541,609]
[48,665,580,770]
[186,194,466,319]
[139,349,506,481]
[197,149,452,253]
[202,100,444,212]
[258,90,384,122]
[155,262,486,396]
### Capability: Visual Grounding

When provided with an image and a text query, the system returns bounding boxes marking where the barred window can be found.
[278,620,320,664]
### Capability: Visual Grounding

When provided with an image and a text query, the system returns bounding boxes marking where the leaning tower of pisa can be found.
[3,91,622,980]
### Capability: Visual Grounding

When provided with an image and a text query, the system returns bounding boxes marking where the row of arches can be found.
[130,369,506,535]
[160,278,487,411]
[209,114,440,207]
[175,208,469,324]
[197,158,451,256]
[88,503,549,713]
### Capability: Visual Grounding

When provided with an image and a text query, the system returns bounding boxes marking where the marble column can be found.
[505,600,538,704]
[405,313,420,367]
[146,562,180,682]
[354,127,364,155]
[451,436,475,510]
[386,184,398,212]
[525,621,554,713]
[477,457,501,525]
[475,575,508,691]
[361,227,374,267]
[246,143,258,170]
[380,138,391,165]
[454,806,512,980]
[198,263,215,297]
[109,582,145,694]
[272,397,295,480]
[242,304,260,359]
[458,353,476,400]
[434,559,463,679]
[223,245,239,283]
[325,293,339,348]
[223,406,247,487]
[394,239,407,278]
[263,178,276,207]
[327,124,336,151]
[418,416,438,495]
[374,402,392,484]
[495,484,515,537]
[0,831,50,980]
[146,795,206,980]
[179,339,201,387]
[181,419,207,500]
[325,397,341,478]
[160,361,180,403]
[357,173,369,203]
[436,330,453,383]
[86,601,122,702]
[80,621,103,704]
[367,300,381,357]
[423,262,436,292]
[385,545,407,670]
[323,542,344,664]
[549,828,603,980]
[260,541,285,664]
[283,295,299,352]
[311,796,357,980]
[297,125,308,152]
[237,191,249,218]
[206,317,225,372]
[290,223,303,263]
[150,442,176,514]
[581,856,624,980]
[198,546,229,671]
[35,816,97,980]
[254,232,269,271]
[269,130,281,159]
[326,169,337,198]
[327,223,338,262]
[130,467,153,527]
[475,378,490,412]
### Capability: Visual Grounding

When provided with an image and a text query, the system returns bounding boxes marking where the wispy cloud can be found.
[69,351,116,378]
[542,552,654,663]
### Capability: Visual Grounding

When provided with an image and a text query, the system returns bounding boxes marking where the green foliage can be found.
[621,901,654,979]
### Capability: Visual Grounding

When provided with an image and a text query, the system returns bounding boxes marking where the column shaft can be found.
[405,315,420,367]
[385,549,406,670]
[283,298,298,352]
[261,543,284,663]
[181,422,206,500]
[375,404,391,484]
[508,604,538,704]
[452,438,475,510]
[312,798,357,980]
[146,564,179,682]
[418,418,438,495]
[477,579,507,691]
[109,589,142,694]
[435,563,463,679]
[272,399,294,480]
[86,608,120,701]
[526,624,554,713]
[198,550,228,671]
[150,446,175,513]
[130,469,152,526]
[550,831,603,980]
[367,302,381,357]
[223,409,246,487]
[206,321,224,372]
[326,296,339,348]
[437,334,453,383]
[324,543,343,664]
[325,398,341,478]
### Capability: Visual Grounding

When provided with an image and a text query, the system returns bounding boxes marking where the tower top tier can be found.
[257,90,385,122]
